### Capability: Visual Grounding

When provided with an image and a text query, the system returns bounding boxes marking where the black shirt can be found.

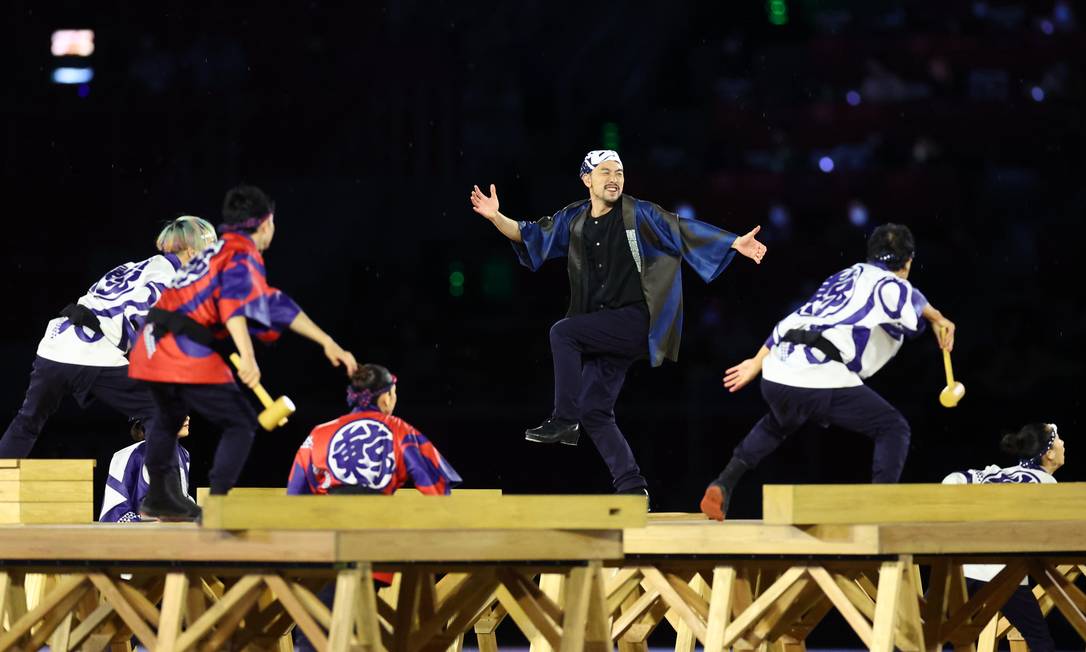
[578,201,645,314]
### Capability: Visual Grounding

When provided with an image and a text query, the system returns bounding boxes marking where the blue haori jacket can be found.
[512,194,738,367]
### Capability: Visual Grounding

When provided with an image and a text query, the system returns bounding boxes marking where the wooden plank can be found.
[879,520,1086,553]
[623,521,881,555]
[195,486,501,505]
[721,567,806,648]
[0,459,95,480]
[764,483,1086,524]
[202,494,646,530]
[0,480,92,502]
[338,529,624,561]
[0,524,338,562]
[0,502,91,524]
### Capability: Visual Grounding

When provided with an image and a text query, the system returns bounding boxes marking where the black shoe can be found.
[617,486,651,512]
[140,468,202,522]
[525,417,580,445]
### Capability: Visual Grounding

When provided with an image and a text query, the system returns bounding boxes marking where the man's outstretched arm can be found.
[470,184,522,243]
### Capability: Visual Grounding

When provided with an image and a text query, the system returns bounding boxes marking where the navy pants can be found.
[141,382,258,495]
[967,580,1054,652]
[733,378,910,483]
[0,356,160,457]
[548,303,649,492]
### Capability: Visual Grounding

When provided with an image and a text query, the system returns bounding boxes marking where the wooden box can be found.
[0,459,94,524]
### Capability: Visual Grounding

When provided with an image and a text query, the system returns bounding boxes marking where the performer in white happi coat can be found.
[701,223,956,520]
[941,422,1064,652]
[0,216,216,457]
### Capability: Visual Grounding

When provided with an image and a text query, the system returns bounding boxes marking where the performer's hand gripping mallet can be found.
[229,353,296,430]
[938,327,965,408]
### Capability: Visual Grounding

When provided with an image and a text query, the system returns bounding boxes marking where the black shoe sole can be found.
[524,431,580,446]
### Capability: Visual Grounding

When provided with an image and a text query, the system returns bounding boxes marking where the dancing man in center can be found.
[471,150,767,497]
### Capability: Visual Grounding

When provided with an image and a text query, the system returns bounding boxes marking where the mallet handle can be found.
[940,326,955,386]
[228,353,276,408]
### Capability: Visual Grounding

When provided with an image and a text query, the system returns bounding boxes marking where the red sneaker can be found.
[699,484,727,521]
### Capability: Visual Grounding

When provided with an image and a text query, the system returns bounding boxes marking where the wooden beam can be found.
[610,588,660,641]
[673,573,710,652]
[202,495,646,530]
[721,567,807,648]
[870,559,905,652]
[703,567,736,652]
[172,575,263,652]
[158,573,189,652]
[88,574,159,651]
[196,579,266,652]
[639,567,707,644]
[809,567,873,649]
[764,483,1086,524]
[1029,559,1086,640]
[24,582,90,651]
[264,574,330,652]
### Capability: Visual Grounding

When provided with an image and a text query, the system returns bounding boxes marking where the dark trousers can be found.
[733,378,910,483]
[967,580,1054,652]
[0,356,160,457]
[141,382,258,495]
[548,303,649,492]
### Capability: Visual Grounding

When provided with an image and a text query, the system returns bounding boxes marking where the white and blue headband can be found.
[579,150,623,177]
[1020,424,1058,469]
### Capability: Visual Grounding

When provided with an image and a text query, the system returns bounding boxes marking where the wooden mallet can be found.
[938,328,965,408]
[229,353,296,430]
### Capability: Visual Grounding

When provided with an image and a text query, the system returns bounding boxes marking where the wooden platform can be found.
[0,487,1084,651]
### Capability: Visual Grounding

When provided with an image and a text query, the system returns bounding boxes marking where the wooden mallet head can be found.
[257,395,296,431]
[939,347,965,408]
[229,353,297,430]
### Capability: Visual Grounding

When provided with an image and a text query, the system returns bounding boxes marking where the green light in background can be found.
[449,261,465,298]
[602,122,620,150]
[767,0,788,25]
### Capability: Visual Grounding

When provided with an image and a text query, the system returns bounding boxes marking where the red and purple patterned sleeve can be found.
[218,251,301,342]
[400,430,462,496]
[286,440,317,495]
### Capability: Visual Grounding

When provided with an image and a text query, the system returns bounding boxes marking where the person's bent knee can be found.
[549,319,573,343]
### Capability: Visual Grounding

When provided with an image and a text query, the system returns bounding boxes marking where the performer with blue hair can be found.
[0,216,217,458]
[471,150,767,498]
[701,223,956,520]
[940,422,1064,652]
